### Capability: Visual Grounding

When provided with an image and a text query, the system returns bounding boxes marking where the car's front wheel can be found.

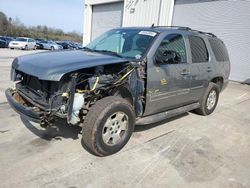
[81,96,135,156]
[195,82,220,115]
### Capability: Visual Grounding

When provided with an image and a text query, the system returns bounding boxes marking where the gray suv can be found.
[5,26,230,156]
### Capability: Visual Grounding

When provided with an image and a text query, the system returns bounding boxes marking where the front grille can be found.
[16,72,51,106]
[26,75,43,92]
[16,72,63,110]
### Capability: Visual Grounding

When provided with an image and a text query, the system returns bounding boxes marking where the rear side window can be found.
[189,36,209,63]
[209,39,229,62]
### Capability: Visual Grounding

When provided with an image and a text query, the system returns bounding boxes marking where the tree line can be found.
[0,11,82,43]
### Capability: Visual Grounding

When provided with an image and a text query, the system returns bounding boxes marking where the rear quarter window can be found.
[209,38,229,62]
[189,36,209,63]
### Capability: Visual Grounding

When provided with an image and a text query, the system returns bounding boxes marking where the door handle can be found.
[207,67,212,72]
[180,70,190,75]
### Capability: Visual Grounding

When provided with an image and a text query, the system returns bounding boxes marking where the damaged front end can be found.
[6,61,146,127]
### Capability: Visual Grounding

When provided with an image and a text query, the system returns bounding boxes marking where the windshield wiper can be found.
[83,47,123,58]
[94,50,123,58]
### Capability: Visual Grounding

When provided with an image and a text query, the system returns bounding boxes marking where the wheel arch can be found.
[210,76,224,91]
[111,85,134,107]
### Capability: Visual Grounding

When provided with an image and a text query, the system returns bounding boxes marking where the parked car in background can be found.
[0,39,7,48]
[35,42,44,50]
[56,41,83,50]
[56,41,75,49]
[39,40,63,50]
[5,36,14,43]
[0,36,13,47]
[8,37,36,50]
[68,41,83,49]
[74,42,83,49]
[35,38,46,49]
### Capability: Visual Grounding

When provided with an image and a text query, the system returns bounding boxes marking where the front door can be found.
[144,33,191,116]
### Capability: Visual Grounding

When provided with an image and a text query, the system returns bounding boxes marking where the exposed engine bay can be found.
[10,62,146,127]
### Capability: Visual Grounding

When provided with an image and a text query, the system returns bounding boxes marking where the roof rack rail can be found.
[191,30,217,38]
[150,24,217,38]
[151,25,191,30]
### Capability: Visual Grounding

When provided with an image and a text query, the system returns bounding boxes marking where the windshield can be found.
[16,38,28,42]
[48,41,56,44]
[86,29,157,59]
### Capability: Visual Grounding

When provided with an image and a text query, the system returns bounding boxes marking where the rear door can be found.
[28,39,35,49]
[27,39,32,49]
[144,33,191,115]
[187,35,211,102]
[31,39,36,49]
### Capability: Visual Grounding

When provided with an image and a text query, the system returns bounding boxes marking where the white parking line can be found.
[236,93,247,99]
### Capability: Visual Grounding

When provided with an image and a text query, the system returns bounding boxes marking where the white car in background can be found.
[9,37,36,50]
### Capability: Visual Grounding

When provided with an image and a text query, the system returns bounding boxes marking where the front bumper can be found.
[9,43,26,49]
[5,88,45,123]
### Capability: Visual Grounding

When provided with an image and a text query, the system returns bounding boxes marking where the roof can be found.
[117,26,217,38]
[16,37,32,39]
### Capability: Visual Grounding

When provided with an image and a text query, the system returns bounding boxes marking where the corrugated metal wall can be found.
[83,0,174,44]
[172,0,250,83]
[123,0,174,27]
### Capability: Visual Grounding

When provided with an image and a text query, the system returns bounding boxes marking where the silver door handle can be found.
[181,71,190,75]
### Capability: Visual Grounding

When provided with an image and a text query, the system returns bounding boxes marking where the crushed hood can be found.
[12,50,128,81]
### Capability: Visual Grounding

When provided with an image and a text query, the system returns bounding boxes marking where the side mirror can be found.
[155,50,181,64]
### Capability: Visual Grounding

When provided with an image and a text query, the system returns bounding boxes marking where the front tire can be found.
[195,82,220,115]
[81,96,135,156]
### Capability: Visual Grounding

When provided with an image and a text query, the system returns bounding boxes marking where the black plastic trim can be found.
[5,89,44,123]
[136,102,200,125]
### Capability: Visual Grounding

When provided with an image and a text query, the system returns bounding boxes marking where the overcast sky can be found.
[0,0,84,33]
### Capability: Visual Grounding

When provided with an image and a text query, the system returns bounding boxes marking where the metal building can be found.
[83,0,174,44]
[83,0,250,83]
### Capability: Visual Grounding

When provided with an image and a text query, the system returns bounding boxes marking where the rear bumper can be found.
[5,88,44,123]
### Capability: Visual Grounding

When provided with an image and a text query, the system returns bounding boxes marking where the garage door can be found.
[91,2,124,40]
[172,0,250,83]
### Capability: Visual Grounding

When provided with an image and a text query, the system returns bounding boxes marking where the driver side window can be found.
[155,34,186,64]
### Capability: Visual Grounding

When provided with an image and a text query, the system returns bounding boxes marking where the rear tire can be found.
[81,96,135,156]
[24,45,28,50]
[195,82,220,116]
